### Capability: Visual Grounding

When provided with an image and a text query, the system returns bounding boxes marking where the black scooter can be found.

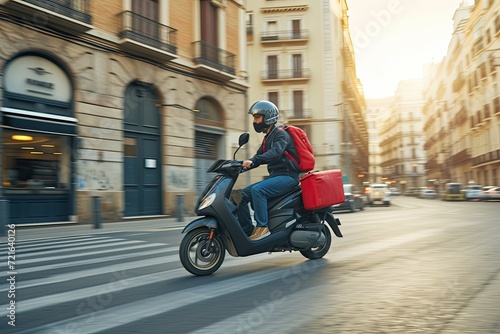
[179,132,343,276]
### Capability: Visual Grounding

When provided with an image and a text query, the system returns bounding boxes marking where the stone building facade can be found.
[0,0,249,225]
[245,0,368,186]
[423,0,500,187]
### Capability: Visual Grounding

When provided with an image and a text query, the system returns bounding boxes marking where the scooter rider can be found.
[238,100,301,240]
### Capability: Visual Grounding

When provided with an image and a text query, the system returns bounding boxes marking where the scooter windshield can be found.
[207,159,230,173]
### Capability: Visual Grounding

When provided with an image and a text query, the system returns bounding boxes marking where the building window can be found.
[246,12,253,35]
[292,54,302,77]
[200,0,218,46]
[268,55,278,79]
[132,0,160,39]
[293,90,304,118]
[267,20,277,34]
[268,92,279,108]
[292,19,301,39]
[195,97,223,128]
[2,130,70,189]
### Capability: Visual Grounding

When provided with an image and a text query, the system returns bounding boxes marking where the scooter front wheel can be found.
[179,227,225,276]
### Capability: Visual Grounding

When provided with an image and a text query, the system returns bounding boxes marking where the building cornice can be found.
[261,5,308,13]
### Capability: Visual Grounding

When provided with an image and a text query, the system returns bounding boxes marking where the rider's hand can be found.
[242,160,253,169]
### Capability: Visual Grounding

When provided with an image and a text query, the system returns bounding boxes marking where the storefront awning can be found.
[1,107,77,136]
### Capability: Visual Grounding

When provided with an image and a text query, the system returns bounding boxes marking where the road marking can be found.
[14,262,318,334]
[6,247,177,275]
[11,236,112,248]
[2,253,273,315]
[12,238,130,253]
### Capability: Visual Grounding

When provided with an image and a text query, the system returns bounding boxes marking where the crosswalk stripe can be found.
[12,236,113,248]
[12,238,131,253]
[9,247,178,275]
[0,253,177,292]
[2,253,273,315]
[15,259,323,334]
[7,240,146,258]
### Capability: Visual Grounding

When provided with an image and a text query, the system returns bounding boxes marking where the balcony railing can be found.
[472,149,500,166]
[193,41,235,76]
[261,68,310,81]
[118,11,177,55]
[2,0,93,31]
[246,25,253,35]
[285,109,312,119]
[450,149,471,167]
[22,0,92,23]
[260,30,309,42]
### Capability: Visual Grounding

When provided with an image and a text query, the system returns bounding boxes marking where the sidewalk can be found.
[1,216,198,242]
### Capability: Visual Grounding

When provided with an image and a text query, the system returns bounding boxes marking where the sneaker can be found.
[249,227,270,241]
[245,227,256,237]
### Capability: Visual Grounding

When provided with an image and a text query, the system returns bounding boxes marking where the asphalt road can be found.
[1,196,499,333]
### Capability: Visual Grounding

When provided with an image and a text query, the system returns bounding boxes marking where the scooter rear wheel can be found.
[179,227,225,276]
[300,224,332,259]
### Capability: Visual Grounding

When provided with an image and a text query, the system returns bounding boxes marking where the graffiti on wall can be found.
[78,161,114,191]
[167,166,192,192]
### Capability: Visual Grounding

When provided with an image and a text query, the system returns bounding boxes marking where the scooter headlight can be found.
[198,193,216,210]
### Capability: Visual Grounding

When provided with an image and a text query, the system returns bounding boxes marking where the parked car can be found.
[418,187,430,198]
[332,184,365,212]
[389,187,401,196]
[366,184,391,206]
[404,187,419,196]
[463,185,484,201]
[420,189,437,199]
[483,187,500,200]
[482,186,496,194]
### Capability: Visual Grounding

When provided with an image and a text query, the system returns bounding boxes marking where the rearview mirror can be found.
[238,132,249,146]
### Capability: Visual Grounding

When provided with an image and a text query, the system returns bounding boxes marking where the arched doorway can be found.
[194,97,225,197]
[123,82,162,217]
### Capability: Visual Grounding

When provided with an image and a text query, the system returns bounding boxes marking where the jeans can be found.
[237,175,299,234]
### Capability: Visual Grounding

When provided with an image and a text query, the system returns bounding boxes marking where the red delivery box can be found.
[300,170,345,210]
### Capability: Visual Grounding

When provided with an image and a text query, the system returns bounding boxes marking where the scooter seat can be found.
[267,184,301,208]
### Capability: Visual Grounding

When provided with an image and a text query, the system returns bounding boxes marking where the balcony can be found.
[118,11,177,62]
[1,0,92,32]
[452,73,465,92]
[450,149,471,167]
[472,149,500,167]
[260,30,309,44]
[261,68,310,82]
[193,41,236,81]
[285,109,312,120]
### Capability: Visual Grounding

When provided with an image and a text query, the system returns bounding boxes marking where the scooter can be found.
[179,132,343,276]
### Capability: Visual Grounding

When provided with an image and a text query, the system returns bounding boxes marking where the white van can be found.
[366,184,391,206]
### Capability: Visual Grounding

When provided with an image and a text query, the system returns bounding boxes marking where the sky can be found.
[346,0,471,98]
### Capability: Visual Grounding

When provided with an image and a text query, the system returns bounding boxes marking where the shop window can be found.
[194,97,223,128]
[2,130,70,189]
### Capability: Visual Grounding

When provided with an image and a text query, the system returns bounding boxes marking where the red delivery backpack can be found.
[280,125,315,172]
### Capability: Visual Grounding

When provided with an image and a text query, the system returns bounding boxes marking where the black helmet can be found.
[248,100,279,125]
